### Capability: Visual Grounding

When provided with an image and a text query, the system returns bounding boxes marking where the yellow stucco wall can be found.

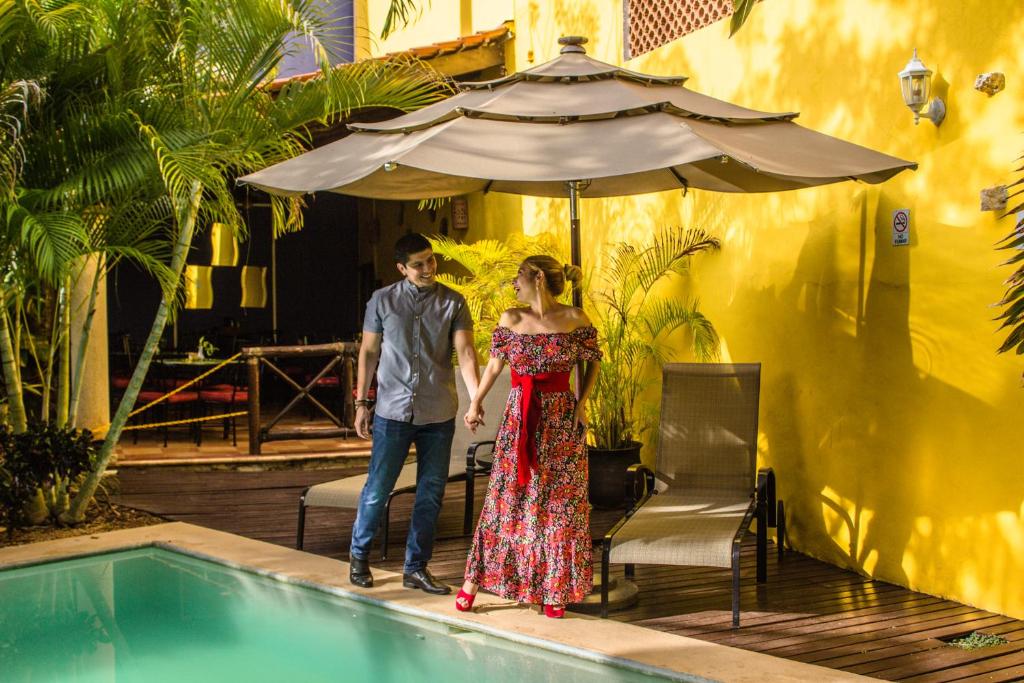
[364,0,1024,619]
[361,0,514,56]
[513,0,1024,619]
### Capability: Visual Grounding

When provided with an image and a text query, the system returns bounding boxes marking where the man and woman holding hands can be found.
[349,234,600,618]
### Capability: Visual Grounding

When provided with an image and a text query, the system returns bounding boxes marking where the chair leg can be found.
[231,415,238,447]
[777,500,787,561]
[756,497,768,584]
[296,490,309,550]
[731,544,741,628]
[600,540,611,618]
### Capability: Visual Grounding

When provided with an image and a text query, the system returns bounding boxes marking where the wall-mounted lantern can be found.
[898,49,945,126]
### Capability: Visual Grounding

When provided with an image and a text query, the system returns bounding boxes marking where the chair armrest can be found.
[733,496,759,546]
[626,463,655,508]
[605,477,655,545]
[465,440,496,471]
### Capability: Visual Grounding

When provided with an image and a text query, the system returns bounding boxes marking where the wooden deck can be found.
[113,468,1024,682]
[114,416,371,467]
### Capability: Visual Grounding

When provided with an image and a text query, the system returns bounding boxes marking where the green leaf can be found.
[381,0,424,40]
[730,0,758,38]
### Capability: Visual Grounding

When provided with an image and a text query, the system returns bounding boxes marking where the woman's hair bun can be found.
[562,263,583,284]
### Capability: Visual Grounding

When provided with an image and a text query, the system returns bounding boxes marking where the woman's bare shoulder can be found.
[498,307,529,328]
[563,305,592,327]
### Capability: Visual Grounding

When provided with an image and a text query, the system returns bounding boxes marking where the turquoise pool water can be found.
[0,548,684,683]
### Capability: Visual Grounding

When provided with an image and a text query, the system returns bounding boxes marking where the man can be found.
[349,233,480,595]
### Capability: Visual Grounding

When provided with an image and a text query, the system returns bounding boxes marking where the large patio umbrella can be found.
[239,36,916,303]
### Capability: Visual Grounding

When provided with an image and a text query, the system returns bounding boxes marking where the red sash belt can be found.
[510,370,571,486]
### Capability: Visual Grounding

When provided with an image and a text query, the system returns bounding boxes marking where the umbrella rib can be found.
[669,167,690,195]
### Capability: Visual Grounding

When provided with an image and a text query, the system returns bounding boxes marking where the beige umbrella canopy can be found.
[239,36,915,288]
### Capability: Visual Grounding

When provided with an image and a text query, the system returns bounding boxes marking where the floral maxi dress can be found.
[465,325,602,606]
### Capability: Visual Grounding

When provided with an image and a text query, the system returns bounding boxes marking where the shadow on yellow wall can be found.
[506,0,1024,618]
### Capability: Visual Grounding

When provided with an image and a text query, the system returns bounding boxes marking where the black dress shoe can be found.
[402,568,451,595]
[349,557,373,588]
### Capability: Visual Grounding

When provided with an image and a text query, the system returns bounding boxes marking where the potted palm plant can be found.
[586,227,721,508]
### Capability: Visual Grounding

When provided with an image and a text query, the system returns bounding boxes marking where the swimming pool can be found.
[0,547,690,683]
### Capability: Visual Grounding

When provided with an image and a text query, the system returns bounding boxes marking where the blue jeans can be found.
[350,414,455,573]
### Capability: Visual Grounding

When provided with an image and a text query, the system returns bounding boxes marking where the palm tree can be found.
[0,79,42,432]
[1,1,161,432]
[64,0,447,521]
[0,0,448,521]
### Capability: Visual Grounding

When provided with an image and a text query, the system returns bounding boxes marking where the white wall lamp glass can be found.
[898,49,945,126]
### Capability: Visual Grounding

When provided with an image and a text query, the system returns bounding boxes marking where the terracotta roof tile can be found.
[409,45,441,59]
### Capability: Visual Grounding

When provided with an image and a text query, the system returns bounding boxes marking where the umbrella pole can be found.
[567,180,585,401]
[568,180,583,309]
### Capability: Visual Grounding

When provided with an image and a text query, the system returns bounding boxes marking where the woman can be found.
[456,255,601,618]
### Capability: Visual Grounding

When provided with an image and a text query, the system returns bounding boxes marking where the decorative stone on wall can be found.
[974,72,1006,97]
[624,0,734,59]
[980,185,1008,212]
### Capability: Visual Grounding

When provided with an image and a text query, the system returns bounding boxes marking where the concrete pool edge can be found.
[0,523,874,683]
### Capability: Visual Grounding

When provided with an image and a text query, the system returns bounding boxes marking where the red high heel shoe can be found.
[455,589,476,612]
[543,604,565,619]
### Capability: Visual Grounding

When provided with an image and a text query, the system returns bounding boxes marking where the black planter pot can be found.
[587,441,643,510]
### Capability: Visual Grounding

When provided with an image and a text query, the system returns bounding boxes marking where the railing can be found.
[242,342,359,455]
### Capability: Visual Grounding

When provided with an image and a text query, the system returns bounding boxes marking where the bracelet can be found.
[354,399,375,408]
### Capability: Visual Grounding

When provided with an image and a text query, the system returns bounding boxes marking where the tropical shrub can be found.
[0,0,448,522]
[0,422,96,535]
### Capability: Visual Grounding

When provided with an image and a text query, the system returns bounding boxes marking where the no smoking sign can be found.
[892,209,910,246]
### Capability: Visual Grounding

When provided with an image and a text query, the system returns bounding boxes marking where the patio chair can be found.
[295,372,511,557]
[198,359,248,446]
[600,363,786,628]
[129,359,201,447]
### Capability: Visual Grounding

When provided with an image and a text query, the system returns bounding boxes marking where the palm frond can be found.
[20,0,88,40]
[380,0,423,39]
[634,227,720,294]
[730,0,757,37]
[0,80,42,199]
[2,201,88,284]
[639,298,720,361]
[103,244,178,302]
[996,147,1024,370]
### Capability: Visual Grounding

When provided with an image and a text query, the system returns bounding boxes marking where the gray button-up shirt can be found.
[364,280,473,425]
